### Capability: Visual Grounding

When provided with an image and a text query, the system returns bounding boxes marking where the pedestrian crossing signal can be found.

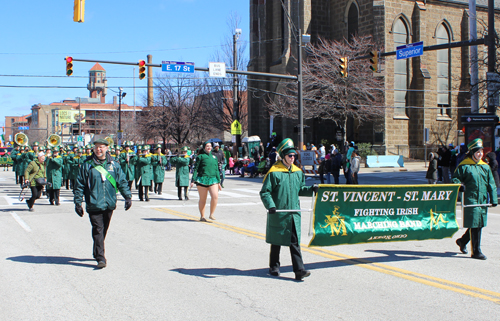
[339,57,348,78]
[139,60,146,80]
[370,51,378,72]
[66,57,73,76]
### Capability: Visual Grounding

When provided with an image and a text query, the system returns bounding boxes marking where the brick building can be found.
[26,63,141,145]
[3,114,30,144]
[248,0,500,155]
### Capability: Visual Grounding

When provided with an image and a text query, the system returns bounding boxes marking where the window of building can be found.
[393,18,409,118]
[436,24,451,118]
[347,3,359,43]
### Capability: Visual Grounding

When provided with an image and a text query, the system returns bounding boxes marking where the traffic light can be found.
[139,60,146,80]
[339,57,348,78]
[73,0,85,23]
[370,51,379,72]
[66,57,73,76]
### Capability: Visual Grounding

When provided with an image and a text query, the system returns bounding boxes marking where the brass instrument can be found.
[105,136,114,148]
[15,133,29,146]
[47,134,61,148]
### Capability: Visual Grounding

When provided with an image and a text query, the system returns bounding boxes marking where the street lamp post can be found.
[118,87,126,146]
[233,28,242,158]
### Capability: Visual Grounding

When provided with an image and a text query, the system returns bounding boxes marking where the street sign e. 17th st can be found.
[161,61,195,73]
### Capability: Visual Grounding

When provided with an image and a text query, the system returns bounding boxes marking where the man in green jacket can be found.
[151,144,167,195]
[11,145,20,183]
[74,138,132,269]
[453,138,497,260]
[171,146,191,200]
[46,147,64,205]
[118,141,137,190]
[260,138,317,281]
[137,146,152,201]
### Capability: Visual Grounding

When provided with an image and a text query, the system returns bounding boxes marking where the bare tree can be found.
[149,75,208,145]
[266,35,385,139]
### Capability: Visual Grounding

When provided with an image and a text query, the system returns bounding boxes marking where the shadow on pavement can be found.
[171,267,298,281]
[142,218,194,223]
[304,249,460,271]
[6,255,96,268]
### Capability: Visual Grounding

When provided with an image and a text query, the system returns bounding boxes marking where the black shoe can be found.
[179,197,183,201]
[295,270,311,281]
[145,198,150,202]
[185,196,189,200]
[221,183,224,188]
[269,267,280,277]
[158,192,162,195]
[49,201,54,205]
[55,201,60,206]
[139,199,144,202]
[471,253,487,260]
[456,239,468,254]
[96,261,107,268]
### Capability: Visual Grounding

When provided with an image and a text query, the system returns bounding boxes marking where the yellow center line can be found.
[154,207,500,304]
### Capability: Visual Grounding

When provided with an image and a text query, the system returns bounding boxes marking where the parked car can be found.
[0,147,13,157]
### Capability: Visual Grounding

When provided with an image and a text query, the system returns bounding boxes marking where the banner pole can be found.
[308,191,316,236]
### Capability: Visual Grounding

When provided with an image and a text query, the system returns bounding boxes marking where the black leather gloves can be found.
[125,198,132,211]
[269,207,276,214]
[75,204,84,217]
[459,184,465,192]
[312,184,319,194]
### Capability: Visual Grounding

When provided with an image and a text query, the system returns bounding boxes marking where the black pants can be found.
[155,183,163,194]
[127,180,133,191]
[457,227,484,255]
[27,185,44,209]
[88,210,113,262]
[178,186,188,200]
[138,184,149,201]
[269,221,304,273]
[48,189,60,205]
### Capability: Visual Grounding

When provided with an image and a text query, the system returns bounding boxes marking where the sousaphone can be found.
[47,134,61,148]
[14,133,29,146]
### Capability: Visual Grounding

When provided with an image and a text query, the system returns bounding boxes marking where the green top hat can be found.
[276,138,296,158]
[468,138,483,152]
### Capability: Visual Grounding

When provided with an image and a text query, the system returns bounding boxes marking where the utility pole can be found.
[469,0,479,113]
[298,28,304,151]
[233,29,242,158]
[78,97,81,136]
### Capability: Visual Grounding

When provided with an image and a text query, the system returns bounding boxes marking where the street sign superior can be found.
[396,41,424,60]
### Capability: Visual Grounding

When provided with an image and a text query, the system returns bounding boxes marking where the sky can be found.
[0,0,249,129]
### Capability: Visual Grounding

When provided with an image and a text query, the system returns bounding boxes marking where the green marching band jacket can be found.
[119,150,137,182]
[74,156,131,212]
[151,153,167,183]
[452,157,498,228]
[260,160,313,246]
[136,153,153,187]
[171,155,191,187]
[46,155,64,189]
[69,154,84,180]
[11,149,19,173]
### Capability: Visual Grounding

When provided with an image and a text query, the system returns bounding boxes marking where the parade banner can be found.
[0,157,13,165]
[309,184,460,247]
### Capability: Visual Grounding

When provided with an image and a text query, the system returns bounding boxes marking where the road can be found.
[1,165,500,320]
